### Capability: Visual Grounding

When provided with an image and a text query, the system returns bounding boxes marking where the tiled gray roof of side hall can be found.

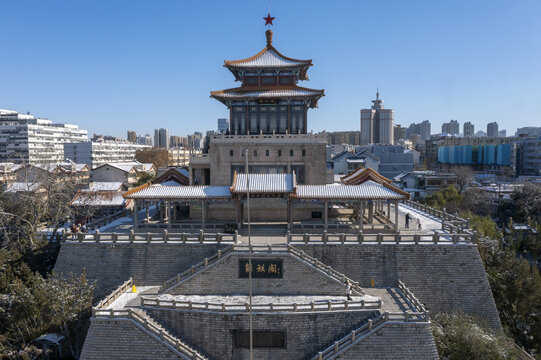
[232,173,294,194]
[295,181,408,200]
[124,185,232,199]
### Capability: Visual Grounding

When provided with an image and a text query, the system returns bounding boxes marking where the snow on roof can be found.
[295,181,409,200]
[124,185,231,200]
[232,173,294,194]
[71,191,126,207]
[85,182,124,191]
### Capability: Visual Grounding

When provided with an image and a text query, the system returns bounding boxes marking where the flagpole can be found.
[245,148,253,360]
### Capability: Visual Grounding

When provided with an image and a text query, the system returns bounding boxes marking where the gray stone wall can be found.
[296,243,502,329]
[54,243,227,300]
[145,308,376,360]
[168,253,348,296]
[80,319,181,360]
[337,322,439,360]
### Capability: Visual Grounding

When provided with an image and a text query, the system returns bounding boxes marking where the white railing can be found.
[287,231,475,244]
[141,297,381,313]
[61,229,237,244]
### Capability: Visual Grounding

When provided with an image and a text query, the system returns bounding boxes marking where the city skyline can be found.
[1,0,540,138]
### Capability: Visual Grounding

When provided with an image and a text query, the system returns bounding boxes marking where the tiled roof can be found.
[232,173,294,194]
[85,182,124,192]
[295,181,409,200]
[124,185,231,200]
[341,167,392,185]
[211,86,324,108]
[71,191,126,207]
[225,47,311,69]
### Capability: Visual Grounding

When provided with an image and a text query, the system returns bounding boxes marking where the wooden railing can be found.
[61,229,237,244]
[141,297,381,313]
[287,231,475,244]
[312,310,430,360]
[160,244,364,295]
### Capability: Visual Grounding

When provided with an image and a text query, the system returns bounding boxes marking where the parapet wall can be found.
[296,243,501,329]
[338,322,439,360]
[145,308,376,360]
[80,318,181,360]
[54,243,227,300]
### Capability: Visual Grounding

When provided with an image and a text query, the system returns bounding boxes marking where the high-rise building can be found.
[498,130,506,138]
[516,127,541,137]
[420,120,431,141]
[442,120,459,135]
[463,122,475,137]
[393,125,405,143]
[360,91,394,145]
[217,118,229,133]
[487,122,498,137]
[154,128,170,148]
[127,131,137,143]
[326,131,360,146]
[0,108,88,164]
[136,134,153,146]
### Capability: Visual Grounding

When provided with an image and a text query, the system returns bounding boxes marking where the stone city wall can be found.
[145,308,376,360]
[54,243,227,300]
[296,243,502,329]
[167,252,349,296]
[80,319,181,360]
[337,322,439,360]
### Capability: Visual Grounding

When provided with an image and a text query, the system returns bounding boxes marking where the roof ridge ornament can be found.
[266,29,273,46]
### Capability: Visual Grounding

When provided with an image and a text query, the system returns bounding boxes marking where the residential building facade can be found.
[487,122,499,137]
[464,122,475,137]
[360,92,394,145]
[64,141,150,168]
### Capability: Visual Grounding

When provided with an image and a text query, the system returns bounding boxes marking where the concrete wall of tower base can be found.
[296,243,502,329]
[53,243,228,301]
[337,322,439,360]
[80,319,181,360]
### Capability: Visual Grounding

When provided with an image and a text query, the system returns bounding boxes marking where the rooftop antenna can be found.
[376,87,379,101]
[244,148,253,360]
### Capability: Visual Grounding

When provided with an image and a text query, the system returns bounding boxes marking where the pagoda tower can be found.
[211,30,324,135]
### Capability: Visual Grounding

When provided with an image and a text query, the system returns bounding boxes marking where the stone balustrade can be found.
[141,297,382,313]
[398,280,428,313]
[312,309,430,360]
[95,278,133,310]
[287,231,476,245]
[87,209,130,230]
[61,229,237,244]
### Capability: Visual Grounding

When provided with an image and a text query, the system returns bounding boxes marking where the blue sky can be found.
[1,0,540,138]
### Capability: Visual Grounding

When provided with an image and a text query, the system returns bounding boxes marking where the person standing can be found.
[345,280,352,301]
[405,213,412,229]
[417,218,422,230]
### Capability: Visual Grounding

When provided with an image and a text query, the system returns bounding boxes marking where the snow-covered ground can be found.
[396,203,442,232]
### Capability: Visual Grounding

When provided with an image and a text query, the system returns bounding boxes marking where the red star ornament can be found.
[263,13,275,26]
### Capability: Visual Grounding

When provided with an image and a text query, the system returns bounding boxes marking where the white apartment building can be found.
[0,109,88,164]
[64,141,150,168]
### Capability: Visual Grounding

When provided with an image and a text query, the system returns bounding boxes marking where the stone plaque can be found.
[238,259,283,278]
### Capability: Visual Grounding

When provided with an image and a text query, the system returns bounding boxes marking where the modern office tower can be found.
[420,120,431,140]
[0,108,88,164]
[487,122,499,138]
[360,91,394,145]
[217,118,229,132]
[127,131,137,143]
[136,134,153,146]
[442,120,459,135]
[154,128,170,148]
[64,140,149,168]
[463,122,475,137]
[394,125,405,143]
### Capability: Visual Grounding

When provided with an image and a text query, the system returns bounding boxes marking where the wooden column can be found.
[245,105,250,135]
[395,201,399,231]
[359,200,363,229]
[146,203,150,223]
[369,201,374,223]
[324,200,328,229]
[201,199,206,229]
[166,201,171,224]
[287,198,292,230]
[303,104,308,134]
[387,202,391,220]
[133,200,138,228]
[287,103,291,134]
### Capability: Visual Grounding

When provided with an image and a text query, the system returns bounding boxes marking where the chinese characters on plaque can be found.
[238,259,283,278]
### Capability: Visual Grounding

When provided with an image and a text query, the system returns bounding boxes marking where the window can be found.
[312,211,322,219]
[234,331,285,348]
[278,150,282,157]
[290,149,294,156]
[230,150,234,157]
[302,149,306,156]
[254,150,257,157]
[260,76,277,85]
[244,77,258,86]
[279,76,293,85]
[266,149,269,156]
